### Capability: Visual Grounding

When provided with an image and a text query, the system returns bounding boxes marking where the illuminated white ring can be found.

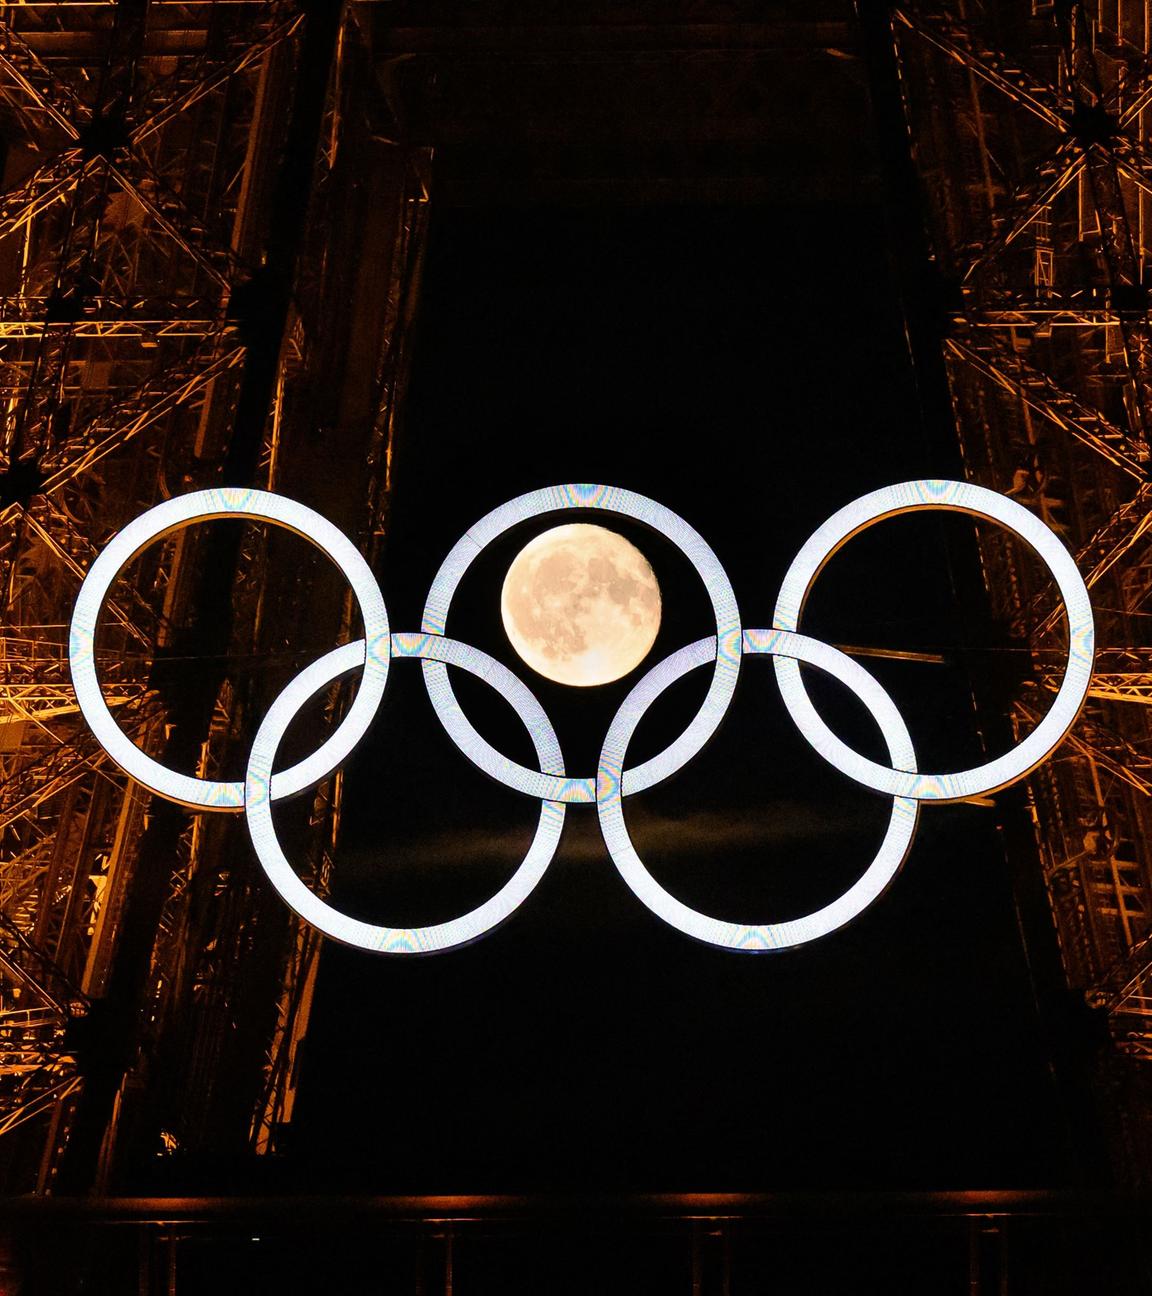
[244,633,565,953]
[596,629,919,951]
[772,479,1095,802]
[68,488,391,811]
[421,484,742,805]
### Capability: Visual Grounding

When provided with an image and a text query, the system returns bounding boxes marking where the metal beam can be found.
[893,8,1068,132]
[946,335,1148,477]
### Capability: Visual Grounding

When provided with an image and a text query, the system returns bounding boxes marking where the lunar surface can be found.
[501,523,662,687]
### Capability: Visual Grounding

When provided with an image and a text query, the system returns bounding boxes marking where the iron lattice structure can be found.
[0,0,427,1192]
[9,0,1152,1214]
[892,0,1152,1182]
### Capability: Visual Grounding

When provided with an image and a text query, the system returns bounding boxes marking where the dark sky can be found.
[289,202,1071,1193]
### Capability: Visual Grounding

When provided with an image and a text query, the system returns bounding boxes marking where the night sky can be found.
[289,203,1071,1193]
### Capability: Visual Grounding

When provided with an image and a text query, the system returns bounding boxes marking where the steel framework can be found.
[892,0,1152,1183]
[9,0,1148,1221]
[0,0,427,1193]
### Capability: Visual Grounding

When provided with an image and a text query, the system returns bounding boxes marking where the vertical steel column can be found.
[56,0,343,1194]
[885,0,1152,1186]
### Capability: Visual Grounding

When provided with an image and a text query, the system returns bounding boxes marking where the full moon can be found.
[501,523,662,687]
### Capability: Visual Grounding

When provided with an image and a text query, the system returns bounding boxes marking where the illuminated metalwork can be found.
[890,0,1152,1179]
[0,1,430,1190]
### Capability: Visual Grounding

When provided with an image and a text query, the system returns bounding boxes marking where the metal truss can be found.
[247,5,430,1157]
[0,0,321,1192]
[945,332,1147,477]
[893,0,1152,1183]
[0,0,428,1194]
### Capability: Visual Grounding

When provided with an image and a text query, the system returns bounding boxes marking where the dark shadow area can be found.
[292,204,1070,1195]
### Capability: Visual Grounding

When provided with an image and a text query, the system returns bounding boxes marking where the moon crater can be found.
[501,523,662,687]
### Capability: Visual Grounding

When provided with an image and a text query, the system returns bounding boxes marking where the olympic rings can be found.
[68,488,391,810]
[597,631,919,951]
[772,480,1095,801]
[68,479,1095,954]
[245,635,565,953]
[420,484,742,804]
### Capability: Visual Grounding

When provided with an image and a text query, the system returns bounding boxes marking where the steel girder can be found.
[893,0,1152,1180]
[0,0,301,1190]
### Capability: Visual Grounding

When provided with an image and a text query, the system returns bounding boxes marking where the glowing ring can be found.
[420,484,742,805]
[68,488,391,810]
[244,633,565,953]
[597,629,920,951]
[772,479,1094,802]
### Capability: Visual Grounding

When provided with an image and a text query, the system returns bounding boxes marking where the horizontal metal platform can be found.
[0,1189,1148,1226]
